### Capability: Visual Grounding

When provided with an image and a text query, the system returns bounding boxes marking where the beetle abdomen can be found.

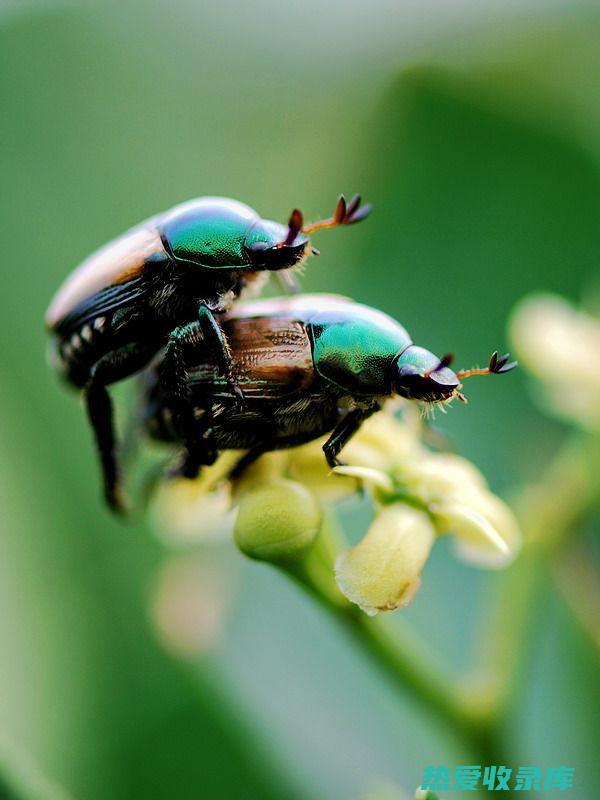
[50,313,114,386]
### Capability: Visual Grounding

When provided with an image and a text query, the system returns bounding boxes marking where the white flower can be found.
[334,447,520,614]
[510,294,600,429]
[394,453,521,569]
[335,504,436,616]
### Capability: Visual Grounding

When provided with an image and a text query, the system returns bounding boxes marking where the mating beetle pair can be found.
[143,294,516,479]
[46,194,371,510]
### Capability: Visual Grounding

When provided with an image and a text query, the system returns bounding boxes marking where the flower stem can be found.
[288,556,498,767]
[479,430,600,711]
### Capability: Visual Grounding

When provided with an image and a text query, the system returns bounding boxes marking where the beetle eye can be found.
[395,346,459,402]
[395,374,458,402]
[248,242,269,254]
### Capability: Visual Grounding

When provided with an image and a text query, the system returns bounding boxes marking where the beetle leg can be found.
[322,403,380,469]
[168,444,218,480]
[168,410,219,480]
[160,324,214,475]
[85,342,157,513]
[228,424,338,480]
[276,270,301,295]
[197,304,245,406]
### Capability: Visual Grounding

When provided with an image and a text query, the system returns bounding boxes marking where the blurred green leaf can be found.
[0,734,73,800]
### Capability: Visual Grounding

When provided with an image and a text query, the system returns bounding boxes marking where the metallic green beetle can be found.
[46,195,371,511]
[143,294,516,478]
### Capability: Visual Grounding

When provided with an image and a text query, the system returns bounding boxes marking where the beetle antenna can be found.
[280,208,304,247]
[301,194,373,236]
[456,351,518,380]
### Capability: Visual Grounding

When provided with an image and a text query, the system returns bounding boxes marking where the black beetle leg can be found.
[168,417,219,480]
[160,324,212,474]
[322,403,380,469]
[85,342,156,513]
[228,421,359,481]
[168,446,219,480]
[197,304,244,407]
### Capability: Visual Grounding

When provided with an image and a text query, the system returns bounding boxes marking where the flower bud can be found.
[233,479,321,564]
[510,294,600,429]
[334,504,435,615]
[231,451,289,499]
[151,553,237,658]
[415,790,440,800]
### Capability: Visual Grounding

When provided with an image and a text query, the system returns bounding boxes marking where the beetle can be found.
[45,194,370,511]
[142,294,516,478]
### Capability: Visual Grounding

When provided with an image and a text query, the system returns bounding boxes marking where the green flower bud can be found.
[234,479,321,564]
[415,789,440,800]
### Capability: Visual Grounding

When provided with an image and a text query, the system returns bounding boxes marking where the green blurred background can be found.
[1,1,599,798]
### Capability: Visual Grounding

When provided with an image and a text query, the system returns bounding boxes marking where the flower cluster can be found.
[154,405,520,616]
[510,293,600,430]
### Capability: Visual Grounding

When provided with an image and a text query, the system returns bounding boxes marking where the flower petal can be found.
[335,504,435,615]
[333,465,394,495]
[393,453,487,505]
[431,500,518,568]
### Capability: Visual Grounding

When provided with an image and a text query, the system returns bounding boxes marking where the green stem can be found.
[480,430,600,712]
[288,555,498,769]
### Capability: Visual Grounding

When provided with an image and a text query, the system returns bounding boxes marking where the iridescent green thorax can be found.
[307,302,412,396]
[160,197,258,268]
[160,197,309,270]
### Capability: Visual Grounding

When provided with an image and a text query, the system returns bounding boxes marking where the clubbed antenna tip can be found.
[456,351,518,380]
[488,350,518,374]
[280,193,373,246]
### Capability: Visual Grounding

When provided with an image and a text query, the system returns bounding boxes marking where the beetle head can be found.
[245,194,372,270]
[393,346,459,402]
[244,218,310,271]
